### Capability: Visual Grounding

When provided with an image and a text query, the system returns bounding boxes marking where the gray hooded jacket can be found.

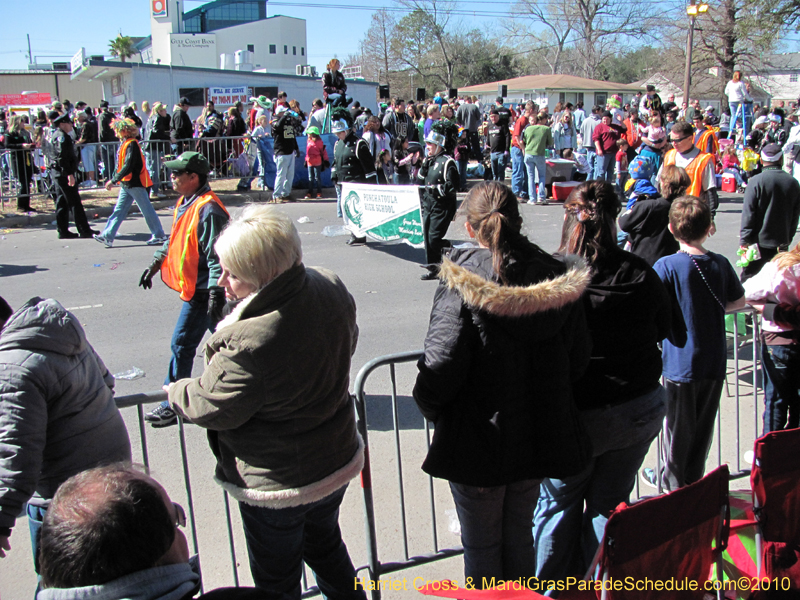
[0,298,131,531]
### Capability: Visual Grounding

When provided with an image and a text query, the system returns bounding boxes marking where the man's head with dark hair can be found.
[669,195,711,243]
[0,296,12,329]
[670,121,694,138]
[593,105,603,114]
[39,465,188,589]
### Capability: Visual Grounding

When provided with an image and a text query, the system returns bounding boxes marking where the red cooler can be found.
[721,173,737,193]
[552,181,580,201]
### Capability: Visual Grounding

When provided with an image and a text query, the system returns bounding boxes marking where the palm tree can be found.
[108,35,135,62]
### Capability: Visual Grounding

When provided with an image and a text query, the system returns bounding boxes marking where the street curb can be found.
[0,189,286,230]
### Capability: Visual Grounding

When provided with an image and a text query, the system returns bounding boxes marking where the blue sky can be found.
[3,1,798,74]
[1,0,374,72]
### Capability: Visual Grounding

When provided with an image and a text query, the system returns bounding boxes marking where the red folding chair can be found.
[729,428,800,587]
[418,466,730,600]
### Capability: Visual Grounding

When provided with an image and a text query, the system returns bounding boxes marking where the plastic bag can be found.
[114,367,145,380]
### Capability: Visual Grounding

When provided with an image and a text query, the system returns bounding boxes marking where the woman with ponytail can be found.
[533,179,672,583]
[413,181,592,585]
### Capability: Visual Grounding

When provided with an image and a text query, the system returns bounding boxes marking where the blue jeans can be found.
[524,154,547,202]
[101,186,165,241]
[308,165,322,193]
[164,290,214,386]
[100,143,116,182]
[534,386,666,589]
[510,146,527,197]
[393,172,411,185]
[490,152,506,181]
[238,486,365,600]
[450,479,542,585]
[457,159,468,191]
[274,153,295,198]
[762,343,800,434]
[335,184,343,218]
[28,504,47,574]
[594,153,615,182]
[584,148,597,179]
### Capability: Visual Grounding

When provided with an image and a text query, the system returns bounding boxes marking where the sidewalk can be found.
[0,179,325,230]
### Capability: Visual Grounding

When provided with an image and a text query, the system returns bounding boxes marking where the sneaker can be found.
[537,200,550,206]
[641,467,658,489]
[150,191,160,200]
[144,404,178,427]
[316,192,322,199]
[304,192,314,199]
[157,191,166,198]
[147,235,169,246]
[527,199,537,205]
[93,234,113,248]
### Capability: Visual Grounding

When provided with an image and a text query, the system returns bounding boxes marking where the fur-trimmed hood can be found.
[437,247,590,344]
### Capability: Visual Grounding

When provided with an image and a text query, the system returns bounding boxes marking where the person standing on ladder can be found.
[725,70,753,143]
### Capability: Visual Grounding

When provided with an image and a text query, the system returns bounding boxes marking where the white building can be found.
[70,59,378,121]
[140,0,308,76]
[753,54,800,105]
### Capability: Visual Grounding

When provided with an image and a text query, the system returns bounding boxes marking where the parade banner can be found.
[340,183,424,247]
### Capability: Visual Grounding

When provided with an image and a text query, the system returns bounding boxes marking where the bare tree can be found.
[509,0,649,79]
[504,0,574,74]
[359,9,398,83]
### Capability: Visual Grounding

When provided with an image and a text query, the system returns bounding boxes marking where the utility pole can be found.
[683,1,709,107]
[27,34,33,66]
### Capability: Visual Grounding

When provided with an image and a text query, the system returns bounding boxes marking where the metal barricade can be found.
[112,308,762,598]
[0,136,257,206]
[114,389,369,598]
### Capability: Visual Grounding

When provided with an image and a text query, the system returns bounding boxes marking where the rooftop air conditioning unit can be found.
[52,62,70,71]
[295,65,316,77]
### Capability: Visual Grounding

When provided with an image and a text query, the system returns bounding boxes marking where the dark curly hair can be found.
[558,180,621,265]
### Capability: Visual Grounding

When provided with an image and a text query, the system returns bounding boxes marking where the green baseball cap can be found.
[306,125,320,136]
[164,151,211,175]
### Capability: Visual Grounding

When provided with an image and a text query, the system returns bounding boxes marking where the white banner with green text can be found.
[340,183,424,247]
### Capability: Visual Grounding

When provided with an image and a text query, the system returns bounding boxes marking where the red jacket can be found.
[305,137,329,168]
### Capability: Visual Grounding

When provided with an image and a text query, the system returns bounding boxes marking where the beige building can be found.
[459,74,641,109]
[0,69,103,109]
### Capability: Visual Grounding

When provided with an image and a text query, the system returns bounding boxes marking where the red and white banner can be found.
[207,86,250,107]
[0,93,52,106]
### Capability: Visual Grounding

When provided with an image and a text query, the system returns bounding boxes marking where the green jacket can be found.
[170,264,363,508]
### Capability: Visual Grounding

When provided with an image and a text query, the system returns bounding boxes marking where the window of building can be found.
[269,44,276,54]
[791,73,798,83]
[293,46,296,56]
[301,47,305,56]
[247,44,254,52]
[284,45,288,54]
[595,92,607,107]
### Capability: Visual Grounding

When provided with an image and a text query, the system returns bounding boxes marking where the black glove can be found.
[208,286,227,324]
[139,259,162,290]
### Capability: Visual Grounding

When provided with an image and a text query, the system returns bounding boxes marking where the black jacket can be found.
[46,129,79,176]
[418,153,459,212]
[571,248,671,410]
[147,114,172,141]
[740,166,800,250]
[99,110,116,143]
[77,119,98,145]
[332,133,376,183]
[413,246,593,486]
[618,197,679,267]
[171,108,194,141]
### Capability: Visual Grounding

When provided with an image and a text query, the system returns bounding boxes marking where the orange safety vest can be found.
[695,128,719,157]
[160,190,229,301]
[117,138,153,187]
[664,148,715,198]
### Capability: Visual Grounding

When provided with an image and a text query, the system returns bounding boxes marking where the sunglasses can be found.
[670,135,691,143]
[172,501,186,528]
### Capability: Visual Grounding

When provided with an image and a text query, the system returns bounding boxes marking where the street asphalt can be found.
[0,180,792,598]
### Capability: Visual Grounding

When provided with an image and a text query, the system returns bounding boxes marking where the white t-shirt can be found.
[724,80,751,103]
[658,146,716,192]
